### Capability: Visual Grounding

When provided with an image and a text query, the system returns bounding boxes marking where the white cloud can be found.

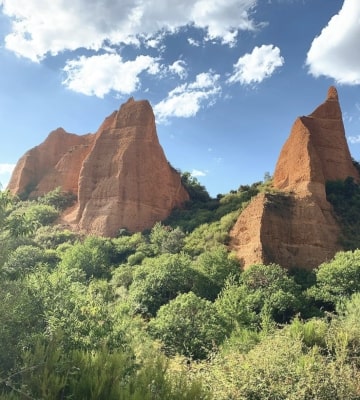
[188,38,200,47]
[154,71,221,123]
[1,0,259,61]
[169,60,188,79]
[306,0,360,85]
[62,53,160,97]
[348,135,360,144]
[191,169,207,177]
[191,0,257,46]
[0,163,15,174]
[0,163,15,189]
[228,44,284,85]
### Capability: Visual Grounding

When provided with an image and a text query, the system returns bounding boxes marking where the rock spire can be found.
[7,99,189,236]
[230,87,359,269]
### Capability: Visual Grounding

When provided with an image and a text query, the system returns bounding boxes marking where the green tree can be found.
[307,250,360,309]
[206,327,359,400]
[181,172,211,203]
[192,246,240,300]
[149,292,227,359]
[38,187,76,211]
[26,266,121,351]
[5,212,38,238]
[241,263,301,323]
[59,236,114,280]
[0,190,13,228]
[111,232,148,264]
[150,222,185,254]
[0,279,44,372]
[128,253,195,317]
[25,203,59,226]
[215,277,257,332]
[33,225,78,249]
[2,245,58,279]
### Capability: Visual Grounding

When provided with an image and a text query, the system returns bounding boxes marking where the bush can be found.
[38,187,77,211]
[59,236,114,280]
[307,250,360,309]
[192,246,240,300]
[149,292,227,359]
[3,245,58,278]
[128,253,195,317]
[2,337,210,400]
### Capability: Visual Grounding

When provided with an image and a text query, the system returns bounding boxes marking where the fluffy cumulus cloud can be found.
[169,60,188,79]
[191,169,207,177]
[306,0,360,85]
[62,54,160,97]
[154,71,221,123]
[1,0,258,61]
[0,163,15,174]
[227,44,284,85]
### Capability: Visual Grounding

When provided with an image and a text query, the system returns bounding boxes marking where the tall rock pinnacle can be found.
[273,85,358,200]
[230,87,358,270]
[7,99,189,236]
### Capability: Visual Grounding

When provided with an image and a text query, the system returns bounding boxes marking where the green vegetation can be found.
[164,174,262,232]
[0,181,360,398]
[326,176,360,249]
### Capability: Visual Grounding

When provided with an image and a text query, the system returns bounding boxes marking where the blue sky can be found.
[0,0,360,196]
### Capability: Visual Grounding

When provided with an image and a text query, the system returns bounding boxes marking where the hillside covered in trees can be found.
[0,178,360,399]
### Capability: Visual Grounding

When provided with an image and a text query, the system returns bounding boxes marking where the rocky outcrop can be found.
[273,86,359,201]
[230,192,340,270]
[7,98,189,236]
[7,129,94,197]
[230,87,358,269]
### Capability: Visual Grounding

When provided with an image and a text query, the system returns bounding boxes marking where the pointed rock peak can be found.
[7,97,188,236]
[273,86,359,197]
[327,86,338,101]
[114,98,154,129]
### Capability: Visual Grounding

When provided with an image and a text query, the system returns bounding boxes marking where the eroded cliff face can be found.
[230,87,357,269]
[230,192,340,270]
[7,98,189,236]
[70,98,189,236]
[7,129,94,197]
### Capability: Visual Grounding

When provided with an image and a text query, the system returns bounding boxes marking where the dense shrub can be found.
[149,292,227,359]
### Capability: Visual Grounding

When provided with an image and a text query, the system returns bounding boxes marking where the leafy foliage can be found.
[326,177,360,249]
[192,246,240,300]
[59,236,114,280]
[180,172,211,203]
[149,292,227,359]
[150,222,186,255]
[128,253,196,317]
[38,186,77,211]
[307,250,360,309]
[164,178,260,232]
[2,245,58,278]
[1,179,360,398]
[0,279,44,372]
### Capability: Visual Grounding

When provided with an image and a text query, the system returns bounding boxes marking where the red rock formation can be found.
[230,87,357,269]
[7,98,189,236]
[71,98,189,236]
[230,192,340,270]
[273,86,359,200]
[7,129,94,197]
